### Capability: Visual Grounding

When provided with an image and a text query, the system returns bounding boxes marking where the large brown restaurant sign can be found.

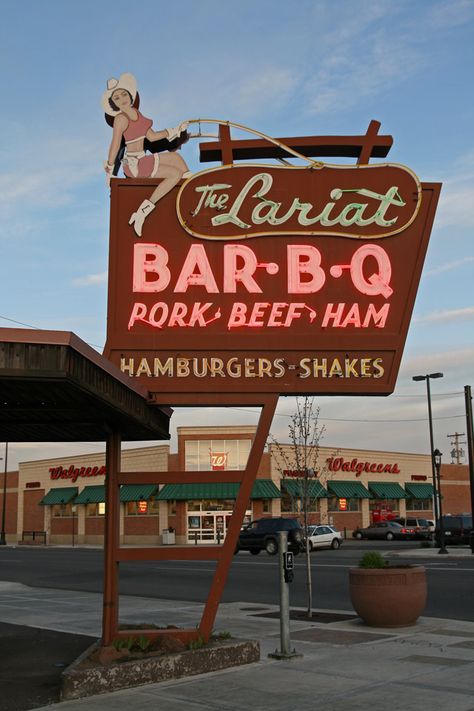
[104,156,440,397]
[102,78,440,402]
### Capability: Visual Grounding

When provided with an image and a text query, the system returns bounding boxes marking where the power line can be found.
[230,407,465,423]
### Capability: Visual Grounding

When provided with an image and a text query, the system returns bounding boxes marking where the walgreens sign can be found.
[49,465,106,482]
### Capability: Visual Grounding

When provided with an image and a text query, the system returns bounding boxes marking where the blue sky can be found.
[1,0,473,468]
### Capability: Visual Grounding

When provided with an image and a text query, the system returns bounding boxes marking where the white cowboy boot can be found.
[129,199,155,237]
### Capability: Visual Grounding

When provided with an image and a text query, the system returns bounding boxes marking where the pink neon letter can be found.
[350,244,393,298]
[133,244,171,293]
[128,303,147,329]
[223,245,262,293]
[174,244,219,293]
[287,245,326,294]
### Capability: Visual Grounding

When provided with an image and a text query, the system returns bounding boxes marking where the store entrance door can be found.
[186,508,251,544]
[187,511,231,544]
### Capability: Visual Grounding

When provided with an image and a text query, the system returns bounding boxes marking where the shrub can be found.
[358,551,387,569]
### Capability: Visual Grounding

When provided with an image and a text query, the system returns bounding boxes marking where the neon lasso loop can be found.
[186,118,324,168]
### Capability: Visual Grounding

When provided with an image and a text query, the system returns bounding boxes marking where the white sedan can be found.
[305,525,343,550]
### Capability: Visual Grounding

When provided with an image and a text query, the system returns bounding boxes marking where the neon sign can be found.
[104,126,441,396]
[177,165,421,240]
[128,242,392,332]
[326,457,400,476]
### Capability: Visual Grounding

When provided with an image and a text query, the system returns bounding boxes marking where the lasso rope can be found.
[185,118,324,169]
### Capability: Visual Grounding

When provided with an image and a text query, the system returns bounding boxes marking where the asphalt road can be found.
[1,541,473,621]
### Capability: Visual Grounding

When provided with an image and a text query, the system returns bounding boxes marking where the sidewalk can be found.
[1,573,474,711]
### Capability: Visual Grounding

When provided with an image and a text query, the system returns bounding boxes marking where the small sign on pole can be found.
[268,531,302,660]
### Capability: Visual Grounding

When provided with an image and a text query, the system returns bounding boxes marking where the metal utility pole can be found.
[413,373,443,521]
[447,432,466,464]
[464,386,474,535]
[0,443,8,546]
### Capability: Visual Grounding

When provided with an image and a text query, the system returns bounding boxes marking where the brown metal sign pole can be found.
[199,393,278,640]
[102,428,121,646]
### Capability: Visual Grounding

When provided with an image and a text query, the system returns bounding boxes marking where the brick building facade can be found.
[1,427,471,546]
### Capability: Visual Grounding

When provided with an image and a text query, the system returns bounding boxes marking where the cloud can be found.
[73,272,108,287]
[400,345,474,376]
[425,257,474,277]
[427,0,474,29]
[413,306,474,325]
[435,187,474,229]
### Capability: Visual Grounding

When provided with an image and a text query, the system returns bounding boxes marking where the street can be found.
[1,541,473,621]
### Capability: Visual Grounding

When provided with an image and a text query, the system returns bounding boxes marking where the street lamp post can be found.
[433,449,448,555]
[413,373,444,522]
[0,443,8,545]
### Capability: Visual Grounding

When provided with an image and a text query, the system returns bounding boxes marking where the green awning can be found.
[40,487,78,505]
[281,479,328,498]
[368,481,407,499]
[156,479,281,501]
[74,485,106,504]
[327,481,372,499]
[404,483,434,499]
[120,485,159,502]
[250,480,281,499]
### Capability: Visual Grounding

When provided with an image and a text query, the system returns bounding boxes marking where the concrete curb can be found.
[61,637,260,700]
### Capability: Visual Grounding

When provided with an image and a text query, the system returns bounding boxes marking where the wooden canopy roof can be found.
[0,329,171,442]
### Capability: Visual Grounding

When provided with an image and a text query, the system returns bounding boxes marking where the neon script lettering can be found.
[326,457,400,476]
[193,174,405,231]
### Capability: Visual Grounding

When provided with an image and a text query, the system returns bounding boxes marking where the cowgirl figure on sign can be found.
[102,73,190,237]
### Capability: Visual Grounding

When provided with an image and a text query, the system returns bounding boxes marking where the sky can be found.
[0,0,473,470]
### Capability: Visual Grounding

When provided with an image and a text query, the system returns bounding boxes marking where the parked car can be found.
[435,515,473,545]
[352,521,416,541]
[305,525,343,550]
[394,517,433,540]
[236,517,303,555]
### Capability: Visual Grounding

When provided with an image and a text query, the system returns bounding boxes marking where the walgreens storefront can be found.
[8,425,468,546]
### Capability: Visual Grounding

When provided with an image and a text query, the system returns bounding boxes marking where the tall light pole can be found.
[433,449,448,554]
[412,373,443,522]
[0,443,8,545]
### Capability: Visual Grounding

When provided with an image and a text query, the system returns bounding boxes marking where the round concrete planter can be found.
[349,565,427,627]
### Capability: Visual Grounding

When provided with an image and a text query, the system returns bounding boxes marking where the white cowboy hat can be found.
[101,72,137,116]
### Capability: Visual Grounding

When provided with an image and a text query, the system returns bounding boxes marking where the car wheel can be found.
[249,548,260,555]
[265,538,278,555]
[331,538,340,549]
[355,531,363,540]
[386,532,394,541]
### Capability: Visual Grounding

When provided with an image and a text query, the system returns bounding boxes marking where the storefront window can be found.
[185,439,251,471]
[281,494,319,513]
[262,499,270,513]
[168,499,177,515]
[86,502,105,516]
[126,497,160,516]
[281,492,296,512]
[328,497,360,512]
[406,498,431,511]
[52,503,74,517]
[369,500,399,513]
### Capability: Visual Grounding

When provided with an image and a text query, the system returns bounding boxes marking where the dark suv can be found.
[435,515,473,545]
[236,517,303,556]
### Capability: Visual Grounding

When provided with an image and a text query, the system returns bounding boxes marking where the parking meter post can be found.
[268,530,302,660]
[279,530,290,655]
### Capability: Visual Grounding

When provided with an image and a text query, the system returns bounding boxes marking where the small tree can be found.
[270,396,327,618]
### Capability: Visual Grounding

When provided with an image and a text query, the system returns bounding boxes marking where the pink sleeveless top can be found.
[123,111,153,144]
